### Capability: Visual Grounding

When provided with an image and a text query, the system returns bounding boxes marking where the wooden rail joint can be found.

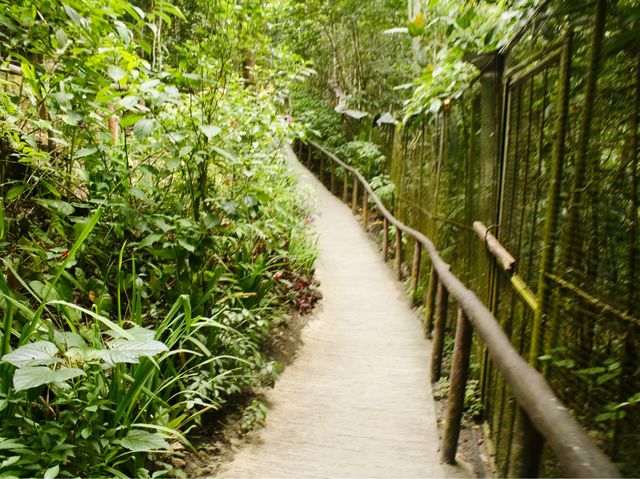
[473,221,516,273]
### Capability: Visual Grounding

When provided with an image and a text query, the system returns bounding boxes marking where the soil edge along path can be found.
[217,145,463,478]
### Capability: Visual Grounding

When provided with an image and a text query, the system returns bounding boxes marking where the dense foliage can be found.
[0,0,316,476]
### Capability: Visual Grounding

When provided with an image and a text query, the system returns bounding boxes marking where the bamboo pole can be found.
[529,30,573,366]
[561,0,607,275]
[442,308,473,464]
[431,279,449,382]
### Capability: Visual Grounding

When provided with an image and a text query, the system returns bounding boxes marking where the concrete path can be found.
[217,146,460,478]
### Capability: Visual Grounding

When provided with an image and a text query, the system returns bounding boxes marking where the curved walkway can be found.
[218,146,461,478]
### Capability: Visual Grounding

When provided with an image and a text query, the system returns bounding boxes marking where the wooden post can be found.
[394,228,402,280]
[298,141,303,159]
[431,279,449,382]
[508,409,544,477]
[382,218,389,260]
[330,162,336,193]
[424,265,438,337]
[319,155,324,179]
[352,177,358,214]
[362,190,368,231]
[342,172,349,202]
[441,308,474,464]
[306,144,312,168]
[411,242,422,294]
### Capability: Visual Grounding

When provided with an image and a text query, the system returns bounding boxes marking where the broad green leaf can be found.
[221,199,239,217]
[203,213,220,229]
[120,113,144,127]
[36,199,75,216]
[126,326,156,341]
[118,95,140,110]
[2,341,59,368]
[140,79,161,91]
[55,29,69,48]
[44,465,60,479]
[167,157,181,170]
[101,338,168,366]
[13,366,85,391]
[137,233,162,249]
[74,147,97,159]
[62,4,84,28]
[212,146,238,161]
[242,195,258,208]
[120,430,169,452]
[1,455,20,468]
[6,184,26,202]
[130,187,149,202]
[158,1,186,21]
[154,218,174,232]
[177,238,195,252]
[20,61,35,82]
[54,331,87,350]
[108,66,126,83]
[133,118,155,141]
[0,438,24,450]
[199,125,221,140]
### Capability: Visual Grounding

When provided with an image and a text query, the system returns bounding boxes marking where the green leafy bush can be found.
[0,0,317,476]
[335,141,386,179]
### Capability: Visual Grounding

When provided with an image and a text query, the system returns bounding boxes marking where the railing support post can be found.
[394,228,402,280]
[441,308,473,464]
[306,144,312,168]
[330,162,336,193]
[382,218,389,260]
[298,141,303,159]
[352,177,358,214]
[319,154,324,179]
[411,242,422,295]
[431,278,449,382]
[424,265,438,337]
[342,172,349,202]
[508,409,544,478]
[362,191,368,231]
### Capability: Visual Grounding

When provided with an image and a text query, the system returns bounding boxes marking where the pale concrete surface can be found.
[216,146,464,479]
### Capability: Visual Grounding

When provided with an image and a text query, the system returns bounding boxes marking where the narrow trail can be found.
[217,146,463,478]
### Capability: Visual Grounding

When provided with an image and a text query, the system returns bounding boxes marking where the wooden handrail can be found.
[306,140,619,478]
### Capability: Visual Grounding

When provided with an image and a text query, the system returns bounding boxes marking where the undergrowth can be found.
[0,0,317,476]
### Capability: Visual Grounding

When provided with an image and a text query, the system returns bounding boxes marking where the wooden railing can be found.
[300,140,620,479]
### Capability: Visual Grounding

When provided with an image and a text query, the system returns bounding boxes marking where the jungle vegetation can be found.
[2,0,640,476]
